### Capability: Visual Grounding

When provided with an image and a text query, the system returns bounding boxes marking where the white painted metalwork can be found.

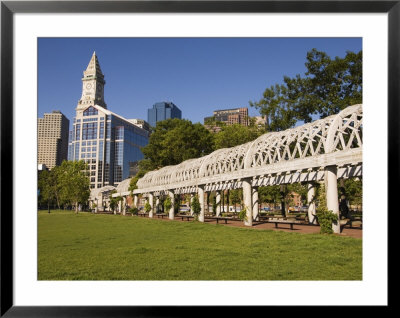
[134,104,362,194]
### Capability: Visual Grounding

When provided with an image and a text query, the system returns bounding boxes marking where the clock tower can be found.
[77,52,107,110]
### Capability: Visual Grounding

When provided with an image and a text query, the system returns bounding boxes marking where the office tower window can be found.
[83,106,98,116]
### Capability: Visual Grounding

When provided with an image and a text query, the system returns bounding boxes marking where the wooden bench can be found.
[270,219,301,230]
[349,219,362,229]
[258,215,284,222]
[138,212,148,217]
[339,218,363,230]
[339,218,351,231]
[177,214,194,221]
[210,216,233,224]
[156,213,167,219]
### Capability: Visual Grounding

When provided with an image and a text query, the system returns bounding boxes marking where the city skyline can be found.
[38,37,362,128]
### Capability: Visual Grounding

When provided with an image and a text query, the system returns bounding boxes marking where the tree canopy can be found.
[249,84,296,132]
[213,124,263,150]
[58,160,91,213]
[140,118,214,171]
[250,48,362,126]
[38,160,90,213]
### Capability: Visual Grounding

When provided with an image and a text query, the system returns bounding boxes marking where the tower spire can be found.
[84,51,104,80]
[76,52,107,110]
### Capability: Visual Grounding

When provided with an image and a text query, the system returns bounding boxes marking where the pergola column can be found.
[307,183,317,224]
[168,190,175,220]
[148,193,154,218]
[117,199,122,215]
[190,193,194,216]
[205,192,209,215]
[122,196,127,216]
[133,194,138,208]
[216,191,221,217]
[325,165,340,233]
[252,186,259,221]
[99,195,103,212]
[198,186,205,222]
[242,178,253,226]
[280,184,286,216]
[155,197,160,214]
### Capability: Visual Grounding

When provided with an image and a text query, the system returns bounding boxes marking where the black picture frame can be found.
[1,1,395,316]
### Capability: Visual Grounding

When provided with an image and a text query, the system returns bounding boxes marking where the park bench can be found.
[258,215,284,222]
[210,216,233,224]
[156,213,167,219]
[269,219,302,230]
[138,212,148,217]
[339,219,351,232]
[349,219,362,229]
[339,218,363,231]
[177,214,194,221]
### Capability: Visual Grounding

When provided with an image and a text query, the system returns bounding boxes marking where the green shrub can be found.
[129,207,138,215]
[238,209,248,221]
[144,202,151,213]
[316,184,338,234]
[211,196,217,216]
[191,195,201,221]
[164,197,172,212]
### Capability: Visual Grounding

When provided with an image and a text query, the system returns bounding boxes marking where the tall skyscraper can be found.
[147,102,182,128]
[68,52,149,189]
[38,110,70,170]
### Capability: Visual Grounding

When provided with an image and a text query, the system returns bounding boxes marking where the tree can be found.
[191,195,201,220]
[285,49,362,121]
[38,170,56,212]
[110,192,123,214]
[38,166,67,211]
[213,124,261,150]
[287,183,308,207]
[164,196,172,213]
[258,186,282,210]
[144,201,152,214]
[250,49,362,126]
[229,189,242,213]
[58,160,90,213]
[211,195,217,216]
[249,84,297,132]
[109,190,122,213]
[141,118,214,170]
[341,178,362,210]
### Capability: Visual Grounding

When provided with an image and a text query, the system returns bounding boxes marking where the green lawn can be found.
[38,210,362,280]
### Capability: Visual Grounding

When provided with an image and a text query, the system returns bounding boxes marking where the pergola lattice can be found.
[114,104,362,233]
[136,104,362,194]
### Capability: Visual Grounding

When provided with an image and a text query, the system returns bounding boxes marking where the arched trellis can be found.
[136,104,362,192]
[118,104,362,233]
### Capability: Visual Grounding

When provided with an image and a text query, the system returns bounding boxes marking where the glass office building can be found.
[68,52,149,189]
[68,106,148,189]
[147,102,182,128]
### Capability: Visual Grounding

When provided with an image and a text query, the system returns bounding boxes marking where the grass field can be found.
[38,210,362,280]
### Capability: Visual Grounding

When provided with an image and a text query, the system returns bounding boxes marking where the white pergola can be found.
[115,104,362,233]
[89,185,116,212]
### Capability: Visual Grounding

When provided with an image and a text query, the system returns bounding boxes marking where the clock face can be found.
[86,83,92,90]
[97,84,102,91]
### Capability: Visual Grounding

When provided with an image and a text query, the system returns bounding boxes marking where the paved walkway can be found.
[129,213,362,239]
[206,219,362,239]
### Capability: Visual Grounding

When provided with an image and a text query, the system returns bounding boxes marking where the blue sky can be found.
[38,37,362,130]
